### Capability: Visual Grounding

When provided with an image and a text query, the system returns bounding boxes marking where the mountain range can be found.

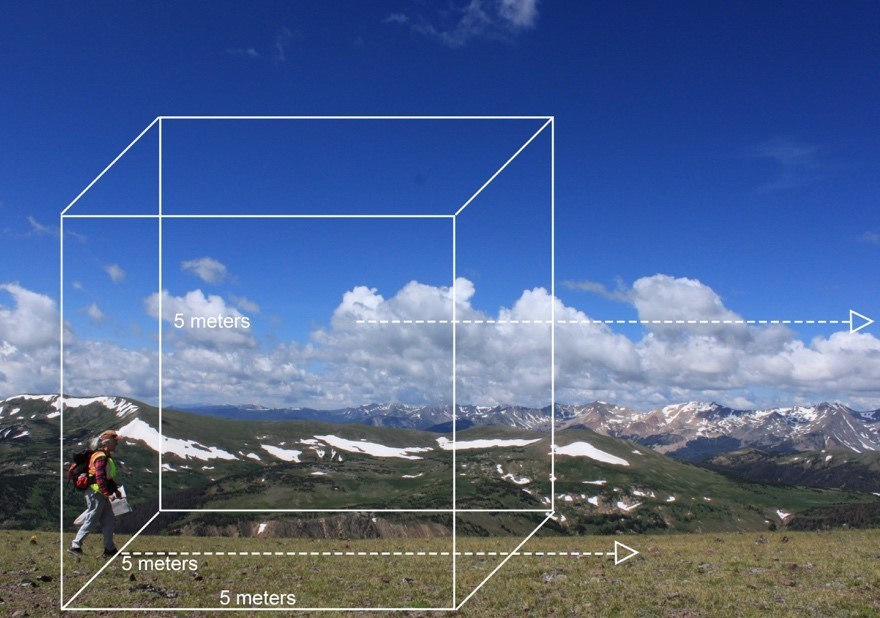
[180,399,880,460]
[1,394,878,535]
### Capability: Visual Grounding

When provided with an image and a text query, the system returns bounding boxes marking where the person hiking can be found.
[68,429,121,559]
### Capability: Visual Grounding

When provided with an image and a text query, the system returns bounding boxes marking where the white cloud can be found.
[27,216,54,236]
[137,276,880,409]
[746,137,830,192]
[145,289,255,349]
[389,0,540,49]
[182,257,228,284]
[63,339,158,401]
[383,13,409,25]
[226,27,296,63]
[104,264,126,283]
[631,274,751,343]
[230,294,260,314]
[0,284,60,395]
[0,283,158,400]
[227,47,260,59]
[274,27,293,62]
[861,231,880,245]
[85,303,105,323]
[305,274,880,410]
[1,283,59,349]
[2,278,879,412]
[25,216,85,242]
[498,0,539,28]
[751,138,818,169]
[562,278,630,302]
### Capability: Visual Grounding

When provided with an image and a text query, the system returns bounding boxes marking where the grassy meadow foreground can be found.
[3,529,879,616]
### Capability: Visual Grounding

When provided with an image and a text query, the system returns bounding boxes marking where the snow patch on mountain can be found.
[554,441,629,466]
[315,435,432,460]
[260,444,302,462]
[117,418,237,461]
[435,437,541,450]
[59,396,140,417]
[617,501,642,512]
[4,394,54,403]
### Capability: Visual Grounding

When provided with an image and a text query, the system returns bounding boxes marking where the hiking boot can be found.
[67,546,83,557]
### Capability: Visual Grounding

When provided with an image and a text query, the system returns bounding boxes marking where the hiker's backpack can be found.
[67,449,94,491]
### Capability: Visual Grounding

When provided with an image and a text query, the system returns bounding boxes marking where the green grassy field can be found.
[3,528,879,616]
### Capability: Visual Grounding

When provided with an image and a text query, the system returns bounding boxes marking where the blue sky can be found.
[1,1,879,410]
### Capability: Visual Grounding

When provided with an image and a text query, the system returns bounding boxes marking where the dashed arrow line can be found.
[356,309,873,333]
[122,542,639,564]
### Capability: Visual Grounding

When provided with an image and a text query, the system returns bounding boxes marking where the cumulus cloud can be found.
[388,0,539,48]
[0,283,159,400]
[1,283,59,349]
[2,277,880,412]
[104,264,126,283]
[145,289,255,348]
[0,284,60,395]
[301,274,880,409]
[63,339,158,401]
[182,257,228,284]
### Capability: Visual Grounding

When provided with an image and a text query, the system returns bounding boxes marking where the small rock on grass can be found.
[542,570,567,583]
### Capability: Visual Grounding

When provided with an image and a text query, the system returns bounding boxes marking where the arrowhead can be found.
[614,541,639,565]
[850,310,874,333]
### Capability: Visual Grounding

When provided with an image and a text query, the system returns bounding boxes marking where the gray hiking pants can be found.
[71,489,115,552]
